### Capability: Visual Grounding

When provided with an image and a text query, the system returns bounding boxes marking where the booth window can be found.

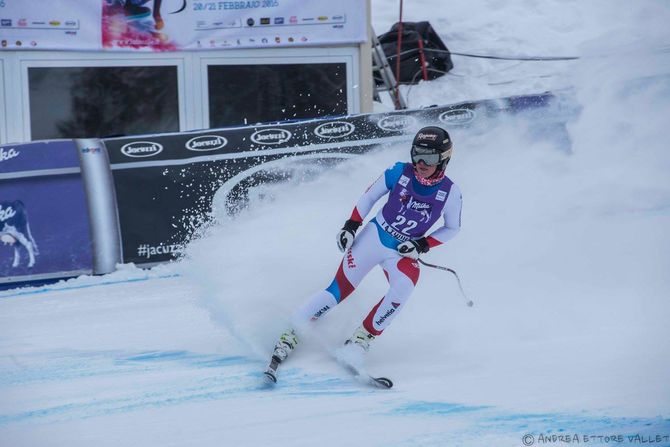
[208,63,347,127]
[28,66,179,140]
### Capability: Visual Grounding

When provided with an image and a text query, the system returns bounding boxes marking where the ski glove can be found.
[397,237,430,260]
[336,219,362,252]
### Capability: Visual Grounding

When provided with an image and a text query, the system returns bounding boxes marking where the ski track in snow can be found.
[0,350,361,426]
[0,277,668,445]
[0,252,668,445]
[2,345,668,445]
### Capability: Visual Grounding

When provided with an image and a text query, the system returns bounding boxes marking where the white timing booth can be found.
[0,0,373,145]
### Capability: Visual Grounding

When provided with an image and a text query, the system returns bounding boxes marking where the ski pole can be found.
[417,259,474,307]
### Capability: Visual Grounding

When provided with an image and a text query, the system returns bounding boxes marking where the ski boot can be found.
[337,325,392,388]
[337,325,376,372]
[345,325,375,352]
[264,329,298,383]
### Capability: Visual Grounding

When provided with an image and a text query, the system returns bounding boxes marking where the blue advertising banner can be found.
[0,140,80,174]
[0,140,93,285]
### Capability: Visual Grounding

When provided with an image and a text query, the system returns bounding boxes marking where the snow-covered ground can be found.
[2,1,670,446]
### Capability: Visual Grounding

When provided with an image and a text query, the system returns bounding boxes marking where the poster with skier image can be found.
[102,0,177,50]
[2,0,367,51]
[101,0,368,51]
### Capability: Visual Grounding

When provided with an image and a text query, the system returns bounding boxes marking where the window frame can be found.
[197,47,358,129]
[17,52,187,142]
[0,46,361,143]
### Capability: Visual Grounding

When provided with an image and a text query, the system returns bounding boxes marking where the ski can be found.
[365,375,394,389]
[340,361,394,389]
[263,355,392,388]
[262,333,393,388]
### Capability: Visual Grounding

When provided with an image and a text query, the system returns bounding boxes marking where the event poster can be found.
[0,0,101,50]
[0,0,368,51]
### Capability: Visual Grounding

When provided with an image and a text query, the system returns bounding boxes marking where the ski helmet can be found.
[410,126,453,172]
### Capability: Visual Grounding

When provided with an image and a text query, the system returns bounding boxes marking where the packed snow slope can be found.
[1,1,670,446]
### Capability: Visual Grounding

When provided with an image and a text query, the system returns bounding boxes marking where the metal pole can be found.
[418,259,474,307]
[393,0,404,109]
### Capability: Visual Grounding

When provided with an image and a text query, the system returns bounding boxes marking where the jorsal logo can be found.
[121,141,163,158]
[377,115,417,132]
[314,122,355,139]
[439,108,475,125]
[251,129,292,145]
[0,147,19,162]
[185,135,227,152]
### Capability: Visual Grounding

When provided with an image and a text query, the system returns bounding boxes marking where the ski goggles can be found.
[411,145,445,166]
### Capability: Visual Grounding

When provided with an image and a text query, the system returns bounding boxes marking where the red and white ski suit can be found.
[292,162,462,336]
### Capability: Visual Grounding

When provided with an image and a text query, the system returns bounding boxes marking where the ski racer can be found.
[265,126,463,382]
